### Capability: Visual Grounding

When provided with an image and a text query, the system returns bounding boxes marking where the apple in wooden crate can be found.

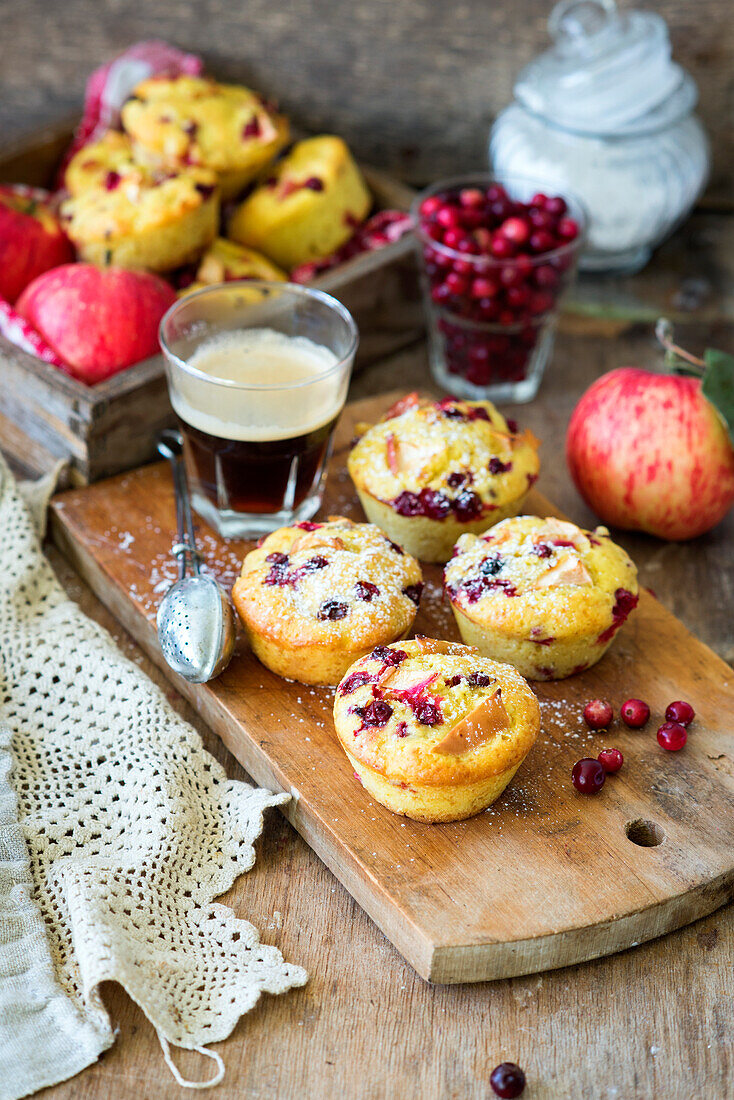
[16,264,177,385]
[0,186,74,304]
[566,334,734,540]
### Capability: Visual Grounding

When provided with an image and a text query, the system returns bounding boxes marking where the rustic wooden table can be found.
[32,326,732,1100]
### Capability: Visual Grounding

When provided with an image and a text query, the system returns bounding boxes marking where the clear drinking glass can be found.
[412,174,586,403]
[159,281,358,538]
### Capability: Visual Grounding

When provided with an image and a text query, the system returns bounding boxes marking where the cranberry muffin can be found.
[232,517,424,686]
[445,516,639,680]
[64,131,139,196]
[181,237,287,295]
[60,164,218,272]
[228,135,372,270]
[348,393,540,563]
[121,75,289,200]
[333,637,540,822]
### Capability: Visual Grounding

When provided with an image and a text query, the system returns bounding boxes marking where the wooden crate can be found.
[0,120,423,485]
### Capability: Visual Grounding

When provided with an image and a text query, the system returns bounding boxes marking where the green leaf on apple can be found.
[702,349,734,445]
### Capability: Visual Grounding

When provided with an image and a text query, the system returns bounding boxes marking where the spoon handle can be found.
[157,429,201,580]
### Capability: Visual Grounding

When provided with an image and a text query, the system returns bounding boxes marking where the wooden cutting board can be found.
[49,392,734,984]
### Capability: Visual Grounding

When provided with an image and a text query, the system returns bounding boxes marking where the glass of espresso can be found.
[159,281,358,538]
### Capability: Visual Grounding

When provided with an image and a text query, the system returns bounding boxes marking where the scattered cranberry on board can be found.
[597,747,624,774]
[665,700,695,726]
[621,698,650,728]
[583,699,613,730]
[490,1062,526,1098]
[571,758,606,794]
[657,722,688,751]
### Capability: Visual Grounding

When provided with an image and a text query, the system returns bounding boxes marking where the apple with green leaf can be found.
[566,321,734,540]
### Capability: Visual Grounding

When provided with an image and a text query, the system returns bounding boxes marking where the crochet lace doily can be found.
[0,454,307,1088]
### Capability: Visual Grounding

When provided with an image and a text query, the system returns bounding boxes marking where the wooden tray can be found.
[0,119,422,486]
[49,392,734,984]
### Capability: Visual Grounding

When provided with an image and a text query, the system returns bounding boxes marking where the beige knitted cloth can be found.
[0,455,307,1097]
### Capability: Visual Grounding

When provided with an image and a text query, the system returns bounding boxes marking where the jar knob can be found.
[548,0,620,55]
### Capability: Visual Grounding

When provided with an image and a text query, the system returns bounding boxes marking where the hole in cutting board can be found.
[625,819,665,847]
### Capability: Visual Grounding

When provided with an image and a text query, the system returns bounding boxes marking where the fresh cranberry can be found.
[317,599,348,621]
[446,271,469,295]
[355,580,380,601]
[459,187,485,208]
[442,228,465,250]
[558,217,579,240]
[393,491,422,517]
[534,264,559,288]
[489,457,512,475]
[420,488,452,520]
[403,583,423,605]
[572,758,606,794]
[414,700,442,726]
[372,646,407,666]
[499,216,530,244]
[436,205,461,229]
[621,698,650,728]
[420,195,442,217]
[665,700,695,726]
[490,1062,526,1098]
[339,671,373,696]
[529,230,556,254]
[490,235,516,259]
[486,184,508,202]
[545,196,567,217]
[355,700,393,728]
[471,277,499,299]
[598,747,624,774]
[657,721,687,751]
[583,699,613,729]
[531,192,548,207]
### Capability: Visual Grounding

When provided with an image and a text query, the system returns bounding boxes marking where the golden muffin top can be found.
[121,75,289,173]
[60,165,218,243]
[348,394,540,521]
[333,637,540,786]
[445,516,639,642]
[195,238,287,284]
[230,135,371,221]
[232,518,423,649]
[64,131,139,196]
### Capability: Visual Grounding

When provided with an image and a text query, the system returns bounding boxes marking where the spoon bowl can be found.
[157,574,236,684]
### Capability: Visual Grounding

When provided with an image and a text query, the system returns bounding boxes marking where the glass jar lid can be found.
[514,0,698,136]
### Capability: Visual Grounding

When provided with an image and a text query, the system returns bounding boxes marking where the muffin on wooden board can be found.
[445,515,639,680]
[348,393,540,563]
[228,135,371,270]
[333,637,540,822]
[121,75,289,200]
[232,517,424,686]
[60,165,218,272]
[64,131,139,196]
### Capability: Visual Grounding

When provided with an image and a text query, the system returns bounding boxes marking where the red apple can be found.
[566,368,734,540]
[0,186,74,303]
[16,264,177,385]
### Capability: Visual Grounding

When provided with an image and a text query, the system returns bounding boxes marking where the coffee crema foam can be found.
[171,327,344,442]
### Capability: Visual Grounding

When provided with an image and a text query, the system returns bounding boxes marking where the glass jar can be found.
[490,0,710,274]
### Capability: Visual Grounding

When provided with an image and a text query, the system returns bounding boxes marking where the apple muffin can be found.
[444,516,639,680]
[181,237,287,295]
[333,637,540,822]
[232,517,424,686]
[60,164,219,272]
[64,131,139,196]
[227,135,372,270]
[348,393,540,563]
[121,75,289,200]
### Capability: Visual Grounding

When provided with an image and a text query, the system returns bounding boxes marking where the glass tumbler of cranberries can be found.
[411,175,586,403]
